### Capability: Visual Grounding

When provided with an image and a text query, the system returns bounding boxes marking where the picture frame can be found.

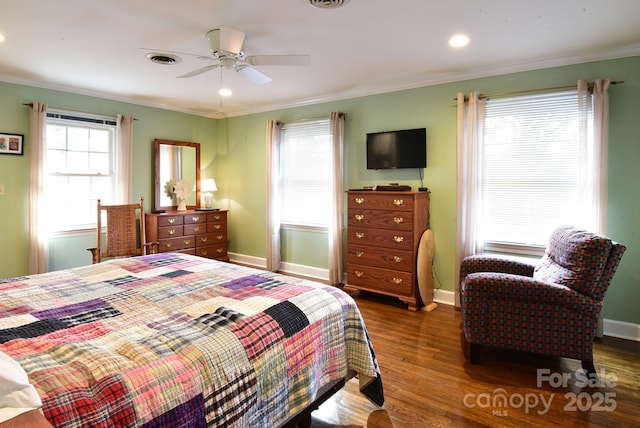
[0,133,24,155]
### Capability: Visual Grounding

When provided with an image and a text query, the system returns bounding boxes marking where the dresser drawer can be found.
[195,244,227,259]
[347,263,413,296]
[348,209,414,231]
[158,225,183,239]
[207,211,227,223]
[347,193,414,212]
[184,223,206,235]
[348,226,414,250]
[348,244,413,272]
[195,232,227,247]
[158,235,196,252]
[158,215,184,227]
[207,221,227,233]
[184,213,207,224]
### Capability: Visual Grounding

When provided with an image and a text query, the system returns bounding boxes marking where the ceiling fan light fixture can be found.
[146,52,181,65]
[306,0,350,9]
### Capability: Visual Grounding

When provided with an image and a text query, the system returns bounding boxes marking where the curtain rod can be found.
[455,80,624,101]
[22,103,139,121]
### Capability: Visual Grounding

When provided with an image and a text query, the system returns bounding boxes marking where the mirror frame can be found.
[154,139,201,212]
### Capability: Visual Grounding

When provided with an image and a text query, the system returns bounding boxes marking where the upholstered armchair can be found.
[459,225,626,374]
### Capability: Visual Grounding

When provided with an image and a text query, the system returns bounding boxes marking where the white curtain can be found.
[579,79,610,234]
[28,102,49,274]
[580,79,610,337]
[115,114,134,204]
[265,120,282,272]
[328,112,345,285]
[454,92,485,307]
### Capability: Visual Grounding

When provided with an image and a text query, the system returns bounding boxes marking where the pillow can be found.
[534,225,612,298]
[0,352,43,423]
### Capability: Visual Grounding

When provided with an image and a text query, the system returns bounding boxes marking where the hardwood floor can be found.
[309,291,640,428]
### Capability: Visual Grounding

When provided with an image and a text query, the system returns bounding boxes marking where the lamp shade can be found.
[201,178,217,192]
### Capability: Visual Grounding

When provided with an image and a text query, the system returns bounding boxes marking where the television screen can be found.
[366,128,427,169]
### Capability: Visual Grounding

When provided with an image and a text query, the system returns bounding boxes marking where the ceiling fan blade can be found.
[219,26,246,55]
[245,55,310,67]
[177,64,219,78]
[237,66,272,85]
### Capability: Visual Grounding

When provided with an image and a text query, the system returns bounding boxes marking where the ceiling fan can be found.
[176,26,310,84]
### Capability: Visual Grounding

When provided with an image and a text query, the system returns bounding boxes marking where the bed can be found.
[0,252,383,427]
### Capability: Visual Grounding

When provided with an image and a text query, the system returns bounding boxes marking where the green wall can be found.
[1,55,639,326]
[0,82,218,274]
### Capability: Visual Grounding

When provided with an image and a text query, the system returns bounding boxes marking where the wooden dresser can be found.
[345,190,430,311]
[145,210,229,261]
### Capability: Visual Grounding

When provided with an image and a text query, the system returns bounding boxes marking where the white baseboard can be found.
[228,252,266,269]
[227,254,640,342]
[603,318,640,341]
[227,253,329,282]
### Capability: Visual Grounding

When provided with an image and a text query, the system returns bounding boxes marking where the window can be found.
[279,119,331,228]
[45,111,117,233]
[480,90,596,253]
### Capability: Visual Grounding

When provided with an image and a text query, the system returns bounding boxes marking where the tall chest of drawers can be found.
[345,191,430,311]
[145,210,229,261]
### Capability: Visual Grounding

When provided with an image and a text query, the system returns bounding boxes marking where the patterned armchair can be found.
[459,225,626,374]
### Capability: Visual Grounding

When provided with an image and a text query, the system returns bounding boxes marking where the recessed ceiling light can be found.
[0,34,5,42]
[449,34,470,48]
[219,88,232,97]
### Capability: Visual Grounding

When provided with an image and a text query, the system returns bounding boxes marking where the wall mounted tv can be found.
[366,128,427,169]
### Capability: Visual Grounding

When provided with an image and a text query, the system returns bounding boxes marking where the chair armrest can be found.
[463,272,599,314]
[143,241,159,255]
[460,254,536,282]
[86,247,99,264]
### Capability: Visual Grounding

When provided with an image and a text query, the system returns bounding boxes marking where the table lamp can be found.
[201,178,217,210]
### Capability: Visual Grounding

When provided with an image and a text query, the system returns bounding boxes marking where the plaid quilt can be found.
[0,253,383,427]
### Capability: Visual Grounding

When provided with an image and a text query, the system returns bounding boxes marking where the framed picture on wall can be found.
[0,133,24,155]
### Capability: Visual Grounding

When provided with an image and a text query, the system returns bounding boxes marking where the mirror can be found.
[154,139,201,211]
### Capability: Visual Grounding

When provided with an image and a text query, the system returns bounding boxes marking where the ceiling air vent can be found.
[146,53,181,65]
[306,0,350,9]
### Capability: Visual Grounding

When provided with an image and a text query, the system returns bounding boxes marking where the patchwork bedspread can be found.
[0,253,383,427]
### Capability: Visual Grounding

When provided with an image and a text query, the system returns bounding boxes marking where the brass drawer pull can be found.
[394,256,403,263]
[392,278,403,285]
[192,216,200,222]
[394,236,404,244]
[213,215,221,220]
[201,237,208,243]
[393,217,404,224]
[216,248,224,253]
[355,197,364,204]
[355,214,364,222]
[164,242,172,248]
[214,224,221,230]
[393,199,404,207]
[354,270,364,278]
[184,239,191,245]
[193,226,200,233]
[356,251,364,257]
[168,218,176,224]
[168,229,176,235]
[201,251,208,256]
[355,232,365,239]
[216,235,223,240]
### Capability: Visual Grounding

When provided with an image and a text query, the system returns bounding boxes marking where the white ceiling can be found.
[2,0,640,118]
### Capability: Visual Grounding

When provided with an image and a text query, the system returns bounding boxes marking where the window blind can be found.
[481,90,594,250]
[280,119,331,227]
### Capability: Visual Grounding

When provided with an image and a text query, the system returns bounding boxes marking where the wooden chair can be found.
[87,197,158,264]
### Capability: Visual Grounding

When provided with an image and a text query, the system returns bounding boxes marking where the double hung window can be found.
[45,111,117,233]
[279,119,331,228]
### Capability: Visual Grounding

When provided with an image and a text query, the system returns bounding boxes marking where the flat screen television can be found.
[366,128,427,169]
